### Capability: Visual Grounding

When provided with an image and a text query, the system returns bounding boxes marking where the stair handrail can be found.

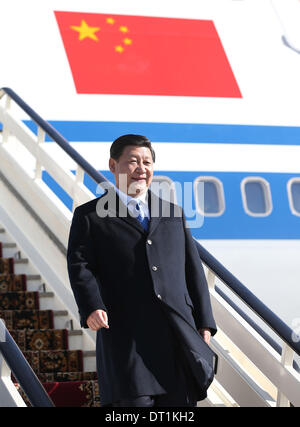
[197,244,300,355]
[1,87,299,359]
[214,285,300,373]
[0,319,54,407]
[0,87,107,187]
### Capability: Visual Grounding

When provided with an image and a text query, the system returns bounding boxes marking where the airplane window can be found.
[241,178,272,216]
[245,182,266,213]
[194,177,225,216]
[287,178,300,216]
[150,176,177,203]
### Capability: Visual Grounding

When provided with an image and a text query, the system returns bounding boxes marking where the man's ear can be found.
[109,158,116,173]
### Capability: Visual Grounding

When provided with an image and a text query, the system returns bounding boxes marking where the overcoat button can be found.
[152,266,158,271]
[147,239,152,245]
[157,294,162,299]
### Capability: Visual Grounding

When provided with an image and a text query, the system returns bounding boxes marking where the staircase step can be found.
[26,275,43,292]
[2,243,17,248]
[83,351,97,372]
[0,291,39,310]
[27,275,41,280]
[54,310,68,316]
[13,258,40,275]
[39,292,55,298]
[67,329,85,352]
[68,330,83,336]
[0,258,14,274]
[83,350,96,357]
[37,291,56,310]
[10,329,69,351]
[0,274,27,292]
[53,310,69,329]
[14,258,29,265]
[0,309,55,329]
[0,243,18,258]
[23,349,84,374]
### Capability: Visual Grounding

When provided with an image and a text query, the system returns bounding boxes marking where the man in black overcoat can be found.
[67,134,217,407]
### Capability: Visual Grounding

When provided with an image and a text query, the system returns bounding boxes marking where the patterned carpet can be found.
[0,247,100,406]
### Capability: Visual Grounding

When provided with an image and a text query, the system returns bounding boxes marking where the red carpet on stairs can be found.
[0,273,27,292]
[0,252,100,407]
[10,329,69,351]
[43,380,99,407]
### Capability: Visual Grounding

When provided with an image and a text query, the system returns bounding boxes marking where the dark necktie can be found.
[135,201,149,231]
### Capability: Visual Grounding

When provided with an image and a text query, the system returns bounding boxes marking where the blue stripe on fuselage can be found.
[24,120,300,145]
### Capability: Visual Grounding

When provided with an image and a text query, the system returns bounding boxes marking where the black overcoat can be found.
[67,189,217,406]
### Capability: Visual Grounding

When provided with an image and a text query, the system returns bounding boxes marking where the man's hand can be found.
[199,328,211,345]
[87,309,109,331]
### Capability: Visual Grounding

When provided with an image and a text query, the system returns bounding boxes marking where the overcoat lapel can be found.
[98,186,175,235]
[147,190,163,235]
[115,191,146,234]
[107,188,164,235]
[96,187,144,233]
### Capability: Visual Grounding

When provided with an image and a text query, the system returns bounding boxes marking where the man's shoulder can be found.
[149,190,183,219]
[74,194,106,216]
[162,199,183,219]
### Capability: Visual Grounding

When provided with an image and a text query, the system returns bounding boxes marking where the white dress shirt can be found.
[115,186,150,220]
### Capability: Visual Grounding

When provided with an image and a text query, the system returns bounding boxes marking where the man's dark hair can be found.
[110,134,156,163]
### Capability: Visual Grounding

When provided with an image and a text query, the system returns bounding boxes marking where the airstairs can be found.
[0,88,299,407]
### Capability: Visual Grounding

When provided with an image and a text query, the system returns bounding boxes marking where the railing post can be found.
[0,319,27,407]
[206,267,216,290]
[72,165,84,211]
[276,342,294,406]
[0,319,5,343]
[34,126,46,180]
[1,95,11,144]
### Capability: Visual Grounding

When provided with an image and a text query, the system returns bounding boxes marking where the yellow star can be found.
[123,38,132,45]
[115,45,124,53]
[70,20,100,41]
[120,26,129,33]
[106,17,115,25]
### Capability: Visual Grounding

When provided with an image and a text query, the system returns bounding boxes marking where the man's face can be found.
[109,145,154,197]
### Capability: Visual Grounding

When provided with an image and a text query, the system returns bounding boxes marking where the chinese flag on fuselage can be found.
[54,11,242,98]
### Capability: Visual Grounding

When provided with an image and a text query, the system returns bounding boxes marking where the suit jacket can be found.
[67,188,217,405]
